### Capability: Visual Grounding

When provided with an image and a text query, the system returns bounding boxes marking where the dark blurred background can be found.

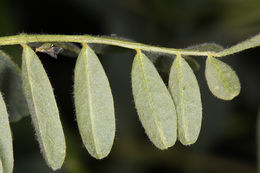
[0,0,260,172]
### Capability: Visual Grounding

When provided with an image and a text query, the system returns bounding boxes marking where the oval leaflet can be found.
[205,56,241,100]
[131,51,177,149]
[0,159,2,173]
[169,55,202,145]
[0,93,13,173]
[0,50,29,122]
[74,44,115,159]
[22,44,66,170]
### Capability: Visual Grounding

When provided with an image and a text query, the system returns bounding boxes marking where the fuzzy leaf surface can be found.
[205,56,241,100]
[74,45,115,159]
[0,93,13,173]
[0,50,29,122]
[22,44,66,170]
[169,55,202,145]
[131,51,177,149]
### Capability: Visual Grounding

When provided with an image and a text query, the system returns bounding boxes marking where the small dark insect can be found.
[35,44,63,58]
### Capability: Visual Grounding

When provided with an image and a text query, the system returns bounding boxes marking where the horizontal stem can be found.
[0,34,215,57]
[0,33,259,58]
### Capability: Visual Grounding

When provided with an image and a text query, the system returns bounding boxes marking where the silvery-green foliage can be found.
[74,44,115,159]
[0,32,256,171]
[169,55,202,145]
[22,44,66,170]
[0,93,13,173]
[0,50,29,122]
[131,51,177,149]
[205,56,241,100]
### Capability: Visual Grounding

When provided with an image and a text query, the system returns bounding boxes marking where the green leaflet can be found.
[131,51,177,149]
[0,50,29,122]
[169,55,202,145]
[74,44,115,159]
[205,56,241,100]
[0,93,13,173]
[0,159,2,173]
[21,44,66,170]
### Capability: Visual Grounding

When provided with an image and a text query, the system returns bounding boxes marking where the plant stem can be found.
[215,33,260,57]
[0,33,259,57]
[0,34,215,57]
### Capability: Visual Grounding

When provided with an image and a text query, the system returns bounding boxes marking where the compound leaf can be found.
[0,93,13,173]
[74,44,115,159]
[131,51,177,149]
[22,44,66,170]
[0,50,29,122]
[205,56,241,100]
[169,55,202,145]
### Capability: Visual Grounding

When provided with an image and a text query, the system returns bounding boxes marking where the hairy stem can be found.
[216,33,260,57]
[0,33,259,57]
